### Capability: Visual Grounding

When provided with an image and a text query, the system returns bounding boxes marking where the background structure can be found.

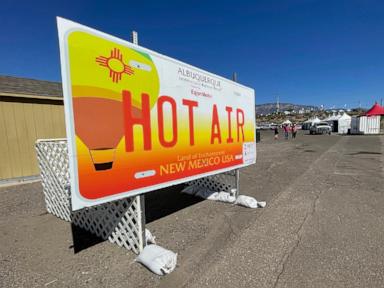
[0,75,66,182]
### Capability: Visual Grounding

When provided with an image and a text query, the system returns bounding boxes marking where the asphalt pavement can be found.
[1,131,383,287]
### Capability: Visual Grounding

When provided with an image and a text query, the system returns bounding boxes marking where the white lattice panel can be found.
[35,139,144,254]
[35,139,71,221]
[187,169,238,195]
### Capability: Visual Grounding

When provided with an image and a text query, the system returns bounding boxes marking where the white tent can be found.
[312,117,321,124]
[302,119,312,130]
[329,114,341,121]
[325,113,341,132]
[338,113,351,134]
[324,113,340,122]
[282,119,292,125]
[302,117,321,130]
[351,115,381,134]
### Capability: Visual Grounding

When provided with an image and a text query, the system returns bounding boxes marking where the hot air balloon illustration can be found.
[72,48,136,171]
[73,96,124,170]
[67,31,160,172]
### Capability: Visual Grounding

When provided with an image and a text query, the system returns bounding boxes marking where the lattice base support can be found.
[35,139,144,254]
[187,169,239,196]
[36,139,240,254]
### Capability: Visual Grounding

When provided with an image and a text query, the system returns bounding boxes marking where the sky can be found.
[1,0,384,108]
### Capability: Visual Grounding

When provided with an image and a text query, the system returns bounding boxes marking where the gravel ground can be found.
[1,131,383,288]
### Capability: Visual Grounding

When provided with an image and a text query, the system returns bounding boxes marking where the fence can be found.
[35,139,239,254]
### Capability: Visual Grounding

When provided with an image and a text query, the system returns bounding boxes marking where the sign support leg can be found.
[139,194,146,251]
[235,169,240,198]
[131,30,146,252]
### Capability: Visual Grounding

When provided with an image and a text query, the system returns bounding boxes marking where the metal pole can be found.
[235,169,240,198]
[139,193,146,250]
[232,72,238,82]
[232,72,240,198]
[131,31,138,45]
[131,30,146,249]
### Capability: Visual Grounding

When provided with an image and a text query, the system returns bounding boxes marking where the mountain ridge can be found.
[255,102,318,115]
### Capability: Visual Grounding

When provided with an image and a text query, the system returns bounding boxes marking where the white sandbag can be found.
[206,192,220,200]
[230,188,237,197]
[235,195,258,208]
[257,201,266,208]
[136,244,177,275]
[216,192,236,203]
[184,186,235,203]
[196,189,235,203]
[181,185,199,195]
[235,195,266,208]
[145,229,156,244]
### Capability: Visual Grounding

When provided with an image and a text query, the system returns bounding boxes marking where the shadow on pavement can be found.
[145,184,203,224]
[348,151,382,155]
[70,223,104,254]
[68,184,203,252]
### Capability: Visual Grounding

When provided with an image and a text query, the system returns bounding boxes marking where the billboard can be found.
[57,18,256,210]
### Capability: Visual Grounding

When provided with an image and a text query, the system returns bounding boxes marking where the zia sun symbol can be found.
[96,48,134,83]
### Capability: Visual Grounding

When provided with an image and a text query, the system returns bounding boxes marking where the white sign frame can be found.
[57,17,256,210]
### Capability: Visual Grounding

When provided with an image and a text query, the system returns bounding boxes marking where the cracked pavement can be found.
[186,134,384,288]
[1,131,383,287]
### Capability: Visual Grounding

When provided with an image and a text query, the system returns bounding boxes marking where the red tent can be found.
[365,102,384,116]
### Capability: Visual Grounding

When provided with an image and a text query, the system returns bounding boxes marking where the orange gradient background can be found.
[67,29,255,201]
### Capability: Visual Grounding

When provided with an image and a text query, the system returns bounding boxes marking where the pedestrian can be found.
[283,124,289,140]
[291,123,297,139]
[274,126,279,140]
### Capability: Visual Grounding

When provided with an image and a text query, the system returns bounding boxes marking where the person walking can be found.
[274,126,279,140]
[283,124,289,140]
[291,123,297,139]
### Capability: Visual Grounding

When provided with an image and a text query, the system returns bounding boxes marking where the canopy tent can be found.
[325,113,341,122]
[302,120,311,130]
[302,117,321,130]
[365,102,384,116]
[282,119,292,125]
[338,113,351,134]
[324,113,342,132]
[303,117,321,124]
[351,115,381,134]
